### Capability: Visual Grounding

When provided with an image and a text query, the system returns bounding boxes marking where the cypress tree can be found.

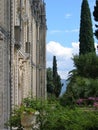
[93,0,98,40]
[53,56,62,97]
[53,56,57,80]
[47,67,54,94]
[53,56,58,97]
[79,0,95,55]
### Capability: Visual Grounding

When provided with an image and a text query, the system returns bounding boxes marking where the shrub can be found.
[7,98,98,130]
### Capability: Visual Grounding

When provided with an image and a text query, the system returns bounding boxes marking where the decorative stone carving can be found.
[18,59,23,87]
[22,13,28,22]
[18,58,24,105]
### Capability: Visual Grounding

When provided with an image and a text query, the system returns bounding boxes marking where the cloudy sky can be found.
[45,0,97,79]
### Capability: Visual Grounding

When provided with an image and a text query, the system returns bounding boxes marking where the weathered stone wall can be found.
[0,0,11,129]
[0,0,47,129]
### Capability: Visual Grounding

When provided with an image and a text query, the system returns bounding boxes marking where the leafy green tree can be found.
[47,67,54,94]
[54,74,62,97]
[93,0,98,40]
[47,62,63,97]
[79,0,95,55]
[73,53,98,78]
[62,53,98,104]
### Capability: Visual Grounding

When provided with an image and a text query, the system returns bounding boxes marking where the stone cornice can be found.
[31,0,46,27]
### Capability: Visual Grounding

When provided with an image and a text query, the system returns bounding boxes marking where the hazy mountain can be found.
[60,79,67,96]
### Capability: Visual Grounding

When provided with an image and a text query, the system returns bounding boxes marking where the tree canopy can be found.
[79,0,95,55]
[47,56,62,98]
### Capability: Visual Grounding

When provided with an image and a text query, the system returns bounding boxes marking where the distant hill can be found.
[60,79,67,96]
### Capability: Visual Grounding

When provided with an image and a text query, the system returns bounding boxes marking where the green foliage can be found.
[79,0,95,55]
[47,67,54,94]
[53,56,57,79]
[62,53,98,105]
[7,97,98,130]
[46,107,98,130]
[7,106,23,129]
[47,56,62,98]
[60,92,75,107]
[7,101,36,129]
[62,76,98,106]
[52,56,62,97]
[54,74,63,97]
[73,53,98,78]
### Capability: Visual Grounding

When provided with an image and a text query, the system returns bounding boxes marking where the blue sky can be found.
[45,0,97,79]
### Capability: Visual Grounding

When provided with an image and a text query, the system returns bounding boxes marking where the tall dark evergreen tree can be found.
[53,56,57,79]
[47,67,54,94]
[79,0,95,55]
[53,56,58,97]
[93,0,98,40]
[53,56,62,97]
[55,74,62,97]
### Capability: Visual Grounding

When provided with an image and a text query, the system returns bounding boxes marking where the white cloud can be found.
[49,29,79,34]
[72,42,79,54]
[65,13,72,19]
[95,43,98,54]
[49,30,62,34]
[47,41,98,79]
[47,41,72,58]
[65,29,79,33]
[58,70,69,80]
[46,41,79,79]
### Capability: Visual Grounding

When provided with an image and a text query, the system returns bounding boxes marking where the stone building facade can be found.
[0,0,47,129]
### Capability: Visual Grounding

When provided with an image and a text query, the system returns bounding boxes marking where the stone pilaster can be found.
[10,0,15,108]
[0,39,4,129]
[0,0,11,129]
